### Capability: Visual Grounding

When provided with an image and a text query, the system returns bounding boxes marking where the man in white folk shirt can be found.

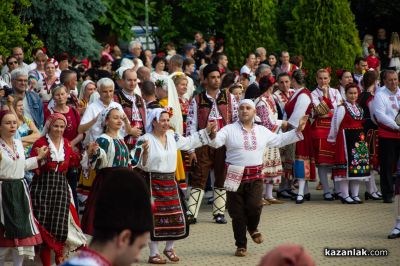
[208,99,308,257]
[78,78,134,146]
[373,70,400,204]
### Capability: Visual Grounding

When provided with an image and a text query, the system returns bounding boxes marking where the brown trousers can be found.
[190,146,226,189]
[227,179,264,249]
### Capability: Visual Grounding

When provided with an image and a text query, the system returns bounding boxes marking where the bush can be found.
[288,0,361,87]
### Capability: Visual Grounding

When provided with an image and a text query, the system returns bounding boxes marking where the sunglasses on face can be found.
[8,61,18,65]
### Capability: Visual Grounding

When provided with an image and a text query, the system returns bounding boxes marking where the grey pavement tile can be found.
[7,183,400,266]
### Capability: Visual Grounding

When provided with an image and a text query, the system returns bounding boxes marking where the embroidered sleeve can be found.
[174,133,180,142]
[313,98,332,116]
[327,106,345,142]
[90,137,110,168]
[231,94,239,122]
[186,98,198,153]
[256,103,277,131]
[186,98,198,136]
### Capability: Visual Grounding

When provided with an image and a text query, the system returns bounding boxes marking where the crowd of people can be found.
[0,27,399,265]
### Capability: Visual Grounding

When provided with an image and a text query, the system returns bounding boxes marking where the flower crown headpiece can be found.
[164,106,173,118]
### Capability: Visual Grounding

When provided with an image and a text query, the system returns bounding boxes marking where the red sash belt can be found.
[377,123,400,139]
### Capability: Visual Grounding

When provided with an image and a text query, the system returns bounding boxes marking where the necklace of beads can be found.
[0,138,20,161]
[345,101,363,120]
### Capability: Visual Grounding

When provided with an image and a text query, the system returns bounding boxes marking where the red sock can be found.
[40,247,51,266]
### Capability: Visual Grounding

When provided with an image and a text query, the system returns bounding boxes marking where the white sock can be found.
[149,241,160,257]
[11,249,23,266]
[334,180,341,195]
[165,241,174,251]
[340,180,350,199]
[265,184,273,199]
[0,247,7,266]
[391,219,400,234]
[350,181,360,198]
[318,166,331,194]
[366,178,373,194]
[371,171,379,193]
[297,179,305,200]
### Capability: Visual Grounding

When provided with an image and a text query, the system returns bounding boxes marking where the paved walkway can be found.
[11,183,400,266]
[135,184,399,266]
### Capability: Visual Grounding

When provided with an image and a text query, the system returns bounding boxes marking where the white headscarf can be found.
[79,80,96,100]
[167,72,184,135]
[99,106,120,129]
[239,99,256,109]
[146,108,165,133]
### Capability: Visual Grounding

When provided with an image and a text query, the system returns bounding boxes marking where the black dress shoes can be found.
[323,192,335,201]
[388,228,400,239]
[383,198,393,203]
[214,214,227,224]
[364,191,382,200]
[340,196,357,204]
[295,195,304,204]
[187,215,197,224]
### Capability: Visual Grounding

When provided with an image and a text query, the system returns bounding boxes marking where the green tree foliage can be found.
[223,0,280,69]
[99,0,156,42]
[288,0,361,86]
[276,0,298,50]
[152,0,221,49]
[0,0,43,62]
[26,0,106,58]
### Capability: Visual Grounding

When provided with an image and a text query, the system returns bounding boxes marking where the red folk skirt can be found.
[332,127,370,181]
[312,117,336,165]
[294,122,316,181]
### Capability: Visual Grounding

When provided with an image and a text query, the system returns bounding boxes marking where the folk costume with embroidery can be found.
[30,132,86,264]
[137,108,211,259]
[77,99,125,202]
[81,107,135,235]
[165,72,191,190]
[0,138,41,260]
[113,89,146,150]
[285,88,316,181]
[186,87,238,222]
[373,86,400,201]
[254,94,283,184]
[328,102,370,181]
[311,87,343,165]
[209,109,303,251]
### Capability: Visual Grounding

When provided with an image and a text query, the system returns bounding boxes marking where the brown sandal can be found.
[249,230,264,244]
[163,249,180,262]
[235,248,247,257]
[148,254,167,264]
